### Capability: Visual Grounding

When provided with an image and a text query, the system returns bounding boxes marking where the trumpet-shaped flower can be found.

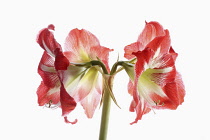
[124,21,185,124]
[36,25,113,123]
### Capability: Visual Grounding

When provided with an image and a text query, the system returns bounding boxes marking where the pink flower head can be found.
[36,25,113,123]
[124,21,185,124]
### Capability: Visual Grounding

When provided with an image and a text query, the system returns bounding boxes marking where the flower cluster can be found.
[36,24,113,123]
[36,21,185,124]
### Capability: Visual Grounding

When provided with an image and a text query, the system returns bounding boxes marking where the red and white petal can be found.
[63,51,81,63]
[133,48,155,77]
[146,30,171,59]
[37,24,62,56]
[137,73,168,106]
[169,46,178,61]
[137,21,165,47]
[174,72,185,104]
[70,67,100,101]
[80,86,102,118]
[59,65,87,99]
[64,28,100,62]
[162,72,185,109]
[150,66,176,86]
[60,83,77,116]
[90,46,113,71]
[54,48,70,71]
[38,51,59,88]
[149,72,185,110]
[80,72,102,118]
[128,80,134,95]
[130,98,151,125]
[150,53,175,69]
[37,81,60,106]
[124,42,143,60]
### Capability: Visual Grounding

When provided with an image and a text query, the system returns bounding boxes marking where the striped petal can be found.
[37,51,60,106]
[124,42,142,60]
[146,30,171,59]
[137,21,165,47]
[37,81,60,106]
[124,21,166,60]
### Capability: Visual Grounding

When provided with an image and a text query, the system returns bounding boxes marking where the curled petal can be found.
[37,24,62,56]
[64,116,78,124]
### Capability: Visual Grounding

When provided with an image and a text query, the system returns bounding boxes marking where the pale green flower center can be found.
[137,67,172,105]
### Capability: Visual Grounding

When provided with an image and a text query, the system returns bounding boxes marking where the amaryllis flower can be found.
[124,21,185,124]
[36,24,113,123]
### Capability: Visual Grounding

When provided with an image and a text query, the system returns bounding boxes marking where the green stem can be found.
[99,77,112,140]
[98,59,136,139]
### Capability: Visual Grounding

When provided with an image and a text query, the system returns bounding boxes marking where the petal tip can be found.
[48,24,55,30]
[64,117,78,124]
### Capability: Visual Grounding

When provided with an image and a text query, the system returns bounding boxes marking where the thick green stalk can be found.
[99,79,112,140]
[98,60,133,140]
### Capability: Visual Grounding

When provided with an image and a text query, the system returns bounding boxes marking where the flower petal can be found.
[37,81,60,106]
[133,48,155,78]
[124,22,166,60]
[137,21,165,47]
[54,48,70,70]
[60,83,77,116]
[130,98,151,125]
[38,52,59,87]
[60,66,102,118]
[160,72,185,109]
[146,30,171,59]
[71,67,100,101]
[80,80,102,118]
[37,44,61,107]
[90,46,113,71]
[64,116,78,124]
[128,80,134,95]
[37,24,62,56]
[124,42,142,60]
[64,28,100,63]
[150,66,176,86]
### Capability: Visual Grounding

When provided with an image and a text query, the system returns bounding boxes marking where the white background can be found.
[1,0,210,139]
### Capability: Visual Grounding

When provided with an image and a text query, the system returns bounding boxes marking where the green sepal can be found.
[121,62,135,82]
[101,74,121,109]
